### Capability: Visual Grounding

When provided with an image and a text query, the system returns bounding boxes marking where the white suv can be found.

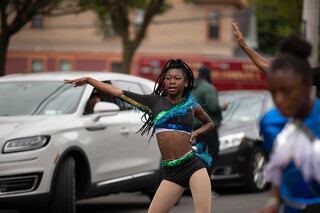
[0,72,161,212]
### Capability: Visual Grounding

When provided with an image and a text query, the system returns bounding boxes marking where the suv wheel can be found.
[247,147,267,192]
[49,156,76,213]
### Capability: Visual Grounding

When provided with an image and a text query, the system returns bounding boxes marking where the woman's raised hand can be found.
[64,77,89,87]
[232,22,246,48]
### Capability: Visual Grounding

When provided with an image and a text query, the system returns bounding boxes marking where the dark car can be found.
[211,90,274,192]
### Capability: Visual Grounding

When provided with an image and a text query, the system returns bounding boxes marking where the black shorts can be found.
[162,154,206,188]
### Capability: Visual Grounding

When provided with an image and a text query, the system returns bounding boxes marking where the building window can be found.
[32,11,43,28]
[106,15,118,37]
[111,62,121,73]
[31,60,43,73]
[60,60,72,72]
[135,9,145,35]
[208,10,220,39]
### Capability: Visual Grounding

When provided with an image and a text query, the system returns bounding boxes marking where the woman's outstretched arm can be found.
[232,22,270,74]
[64,77,123,98]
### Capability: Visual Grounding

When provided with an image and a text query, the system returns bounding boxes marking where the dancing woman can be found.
[64,59,214,213]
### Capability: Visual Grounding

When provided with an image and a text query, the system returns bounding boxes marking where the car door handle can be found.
[120,128,130,135]
[86,126,107,131]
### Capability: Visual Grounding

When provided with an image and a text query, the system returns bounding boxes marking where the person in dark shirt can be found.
[192,66,227,176]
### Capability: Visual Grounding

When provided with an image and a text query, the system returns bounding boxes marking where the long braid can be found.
[137,59,194,139]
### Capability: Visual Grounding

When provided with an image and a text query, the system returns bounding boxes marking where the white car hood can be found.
[0,115,78,141]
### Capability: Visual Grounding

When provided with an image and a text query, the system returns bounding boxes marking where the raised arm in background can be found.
[232,22,271,74]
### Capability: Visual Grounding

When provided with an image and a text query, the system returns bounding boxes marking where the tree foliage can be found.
[0,0,64,76]
[0,0,170,76]
[77,0,169,74]
[250,0,303,55]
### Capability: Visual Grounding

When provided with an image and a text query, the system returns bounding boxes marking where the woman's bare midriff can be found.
[156,131,193,161]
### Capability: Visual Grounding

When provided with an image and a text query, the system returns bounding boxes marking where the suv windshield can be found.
[221,96,264,123]
[0,81,85,116]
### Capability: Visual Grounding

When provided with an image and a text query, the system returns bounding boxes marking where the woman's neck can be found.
[166,95,183,105]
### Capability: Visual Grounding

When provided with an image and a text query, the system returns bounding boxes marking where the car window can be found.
[268,97,275,110]
[221,96,264,123]
[140,84,152,94]
[0,81,84,116]
[116,81,145,93]
[83,81,124,114]
[113,80,146,111]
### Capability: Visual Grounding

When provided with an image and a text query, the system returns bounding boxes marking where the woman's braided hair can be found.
[138,59,194,137]
[271,34,312,84]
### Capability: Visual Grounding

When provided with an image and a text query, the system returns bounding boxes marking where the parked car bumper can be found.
[211,139,259,187]
[0,144,58,199]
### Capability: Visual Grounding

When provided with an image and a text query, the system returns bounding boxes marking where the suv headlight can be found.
[219,132,245,151]
[2,136,50,153]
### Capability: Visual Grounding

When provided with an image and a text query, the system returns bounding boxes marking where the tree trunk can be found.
[0,33,9,76]
[121,42,135,74]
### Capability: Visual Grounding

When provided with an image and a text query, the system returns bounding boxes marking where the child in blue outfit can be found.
[260,104,320,213]
[254,35,320,213]
[260,108,288,154]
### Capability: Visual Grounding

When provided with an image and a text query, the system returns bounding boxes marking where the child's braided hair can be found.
[138,59,194,137]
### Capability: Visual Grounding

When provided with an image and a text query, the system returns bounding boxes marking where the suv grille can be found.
[0,173,42,195]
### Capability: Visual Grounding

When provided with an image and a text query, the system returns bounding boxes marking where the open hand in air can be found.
[64,77,89,87]
[232,22,246,48]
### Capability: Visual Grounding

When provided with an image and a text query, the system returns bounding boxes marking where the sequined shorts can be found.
[162,151,206,188]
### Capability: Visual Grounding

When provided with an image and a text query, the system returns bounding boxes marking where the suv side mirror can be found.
[93,102,120,113]
[92,102,120,122]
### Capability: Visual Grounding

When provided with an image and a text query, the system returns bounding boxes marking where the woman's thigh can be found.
[148,180,185,213]
[189,168,212,213]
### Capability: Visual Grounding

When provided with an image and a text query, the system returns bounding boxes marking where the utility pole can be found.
[302,0,319,67]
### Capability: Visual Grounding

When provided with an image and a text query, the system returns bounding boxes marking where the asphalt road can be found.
[76,189,269,213]
[0,188,269,213]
